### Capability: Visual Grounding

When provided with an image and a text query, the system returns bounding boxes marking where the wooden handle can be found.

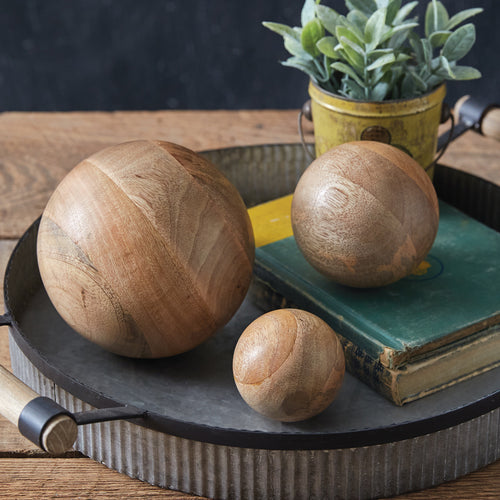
[0,364,77,453]
[0,364,38,423]
[481,107,500,141]
[455,96,500,141]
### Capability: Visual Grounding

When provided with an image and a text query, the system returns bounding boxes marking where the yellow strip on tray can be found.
[248,194,294,248]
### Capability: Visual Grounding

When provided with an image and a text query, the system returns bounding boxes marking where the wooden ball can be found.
[291,141,439,288]
[233,309,345,422]
[37,140,255,358]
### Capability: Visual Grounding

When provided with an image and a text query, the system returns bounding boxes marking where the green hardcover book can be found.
[248,195,500,405]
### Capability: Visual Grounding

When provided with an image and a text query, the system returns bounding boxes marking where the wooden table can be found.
[0,110,499,498]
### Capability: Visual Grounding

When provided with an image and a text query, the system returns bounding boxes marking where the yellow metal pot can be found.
[308,81,446,179]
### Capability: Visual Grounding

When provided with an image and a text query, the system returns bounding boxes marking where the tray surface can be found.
[6,219,500,450]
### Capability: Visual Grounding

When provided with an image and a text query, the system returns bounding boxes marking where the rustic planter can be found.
[308,81,446,179]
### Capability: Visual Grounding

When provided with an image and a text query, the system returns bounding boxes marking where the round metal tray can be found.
[4,144,500,499]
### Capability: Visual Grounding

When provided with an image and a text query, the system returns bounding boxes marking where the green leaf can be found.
[365,9,387,49]
[425,0,449,37]
[368,48,393,57]
[371,80,390,100]
[409,32,424,63]
[316,36,340,59]
[386,0,402,25]
[338,16,366,45]
[401,73,416,97]
[422,38,433,69]
[375,0,390,8]
[346,0,377,16]
[331,61,364,86]
[442,23,476,62]
[262,22,301,42]
[393,1,418,25]
[366,52,395,71]
[347,9,368,33]
[387,26,413,49]
[336,24,365,47]
[429,30,451,48]
[338,36,365,70]
[446,8,483,31]
[316,5,341,35]
[380,21,418,44]
[301,0,318,27]
[437,56,455,78]
[408,68,428,91]
[426,74,444,88]
[285,35,313,59]
[340,78,365,100]
[301,19,325,57]
[450,65,482,80]
[282,56,322,82]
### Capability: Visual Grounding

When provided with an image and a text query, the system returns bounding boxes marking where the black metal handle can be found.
[73,405,147,425]
[0,313,12,326]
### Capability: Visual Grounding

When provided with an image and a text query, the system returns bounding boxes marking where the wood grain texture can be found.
[37,140,255,357]
[233,308,345,422]
[0,240,17,370]
[0,110,311,239]
[0,458,201,498]
[481,107,500,142]
[291,141,439,287]
[0,110,498,498]
[40,414,78,455]
[0,365,40,424]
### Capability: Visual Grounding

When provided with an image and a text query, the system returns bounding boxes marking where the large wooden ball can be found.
[233,309,345,422]
[37,140,255,358]
[291,141,439,288]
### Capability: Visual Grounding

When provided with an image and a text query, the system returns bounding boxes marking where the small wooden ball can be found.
[37,140,255,358]
[291,141,439,288]
[233,309,345,422]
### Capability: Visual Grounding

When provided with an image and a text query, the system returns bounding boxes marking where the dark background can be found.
[0,0,496,111]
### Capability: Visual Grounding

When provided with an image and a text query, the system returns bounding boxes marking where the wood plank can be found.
[0,457,498,499]
[0,238,42,453]
[0,458,200,498]
[0,111,498,240]
[0,110,313,239]
[0,419,48,454]
[1,239,18,369]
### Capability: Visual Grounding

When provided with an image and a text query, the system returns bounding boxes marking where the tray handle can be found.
[0,364,78,454]
[1,315,148,453]
[454,96,500,142]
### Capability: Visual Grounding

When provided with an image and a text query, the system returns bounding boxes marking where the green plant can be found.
[263,0,482,101]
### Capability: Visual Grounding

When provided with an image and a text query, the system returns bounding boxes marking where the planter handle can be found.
[298,100,315,162]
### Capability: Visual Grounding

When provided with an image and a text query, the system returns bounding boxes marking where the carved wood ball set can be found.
[37,139,439,421]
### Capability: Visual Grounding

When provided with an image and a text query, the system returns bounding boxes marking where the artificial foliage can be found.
[263,0,482,101]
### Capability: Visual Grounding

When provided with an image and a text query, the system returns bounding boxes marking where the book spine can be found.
[249,276,402,405]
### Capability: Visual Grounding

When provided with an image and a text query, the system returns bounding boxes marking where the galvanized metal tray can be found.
[3,144,500,499]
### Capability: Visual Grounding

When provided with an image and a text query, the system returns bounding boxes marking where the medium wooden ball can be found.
[37,140,255,358]
[233,309,345,422]
[291,141,439,288]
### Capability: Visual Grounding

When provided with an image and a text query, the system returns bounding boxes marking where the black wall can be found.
[0,0,496,111]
